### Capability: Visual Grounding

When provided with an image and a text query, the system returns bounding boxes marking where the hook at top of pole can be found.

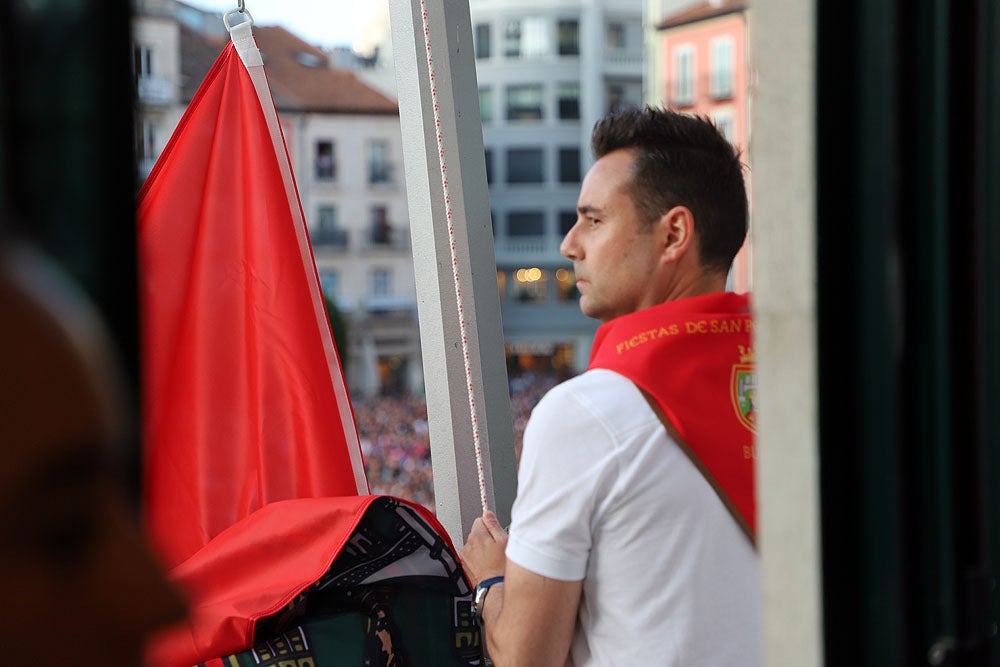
[223,4,253,32]
[237,0,245,12]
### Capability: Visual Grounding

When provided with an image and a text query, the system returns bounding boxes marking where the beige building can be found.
[132,1,422,397]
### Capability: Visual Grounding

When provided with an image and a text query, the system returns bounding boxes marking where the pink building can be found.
[657,0,753,292]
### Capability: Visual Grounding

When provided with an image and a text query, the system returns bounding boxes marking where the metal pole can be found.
[388,0,517,545]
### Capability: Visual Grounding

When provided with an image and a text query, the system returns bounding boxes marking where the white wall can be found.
[750,0,824,665]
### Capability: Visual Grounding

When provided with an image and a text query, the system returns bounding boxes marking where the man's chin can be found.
[578,299,602,322]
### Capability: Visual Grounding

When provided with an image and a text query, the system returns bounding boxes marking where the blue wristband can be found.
[472,576,505,622]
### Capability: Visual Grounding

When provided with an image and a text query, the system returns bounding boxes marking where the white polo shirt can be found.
[506,369,761,666]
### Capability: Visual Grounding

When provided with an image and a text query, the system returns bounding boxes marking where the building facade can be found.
[132,0,185,180]
[132,1,422,397]
[469,0,645,375]
[652,0,753,292]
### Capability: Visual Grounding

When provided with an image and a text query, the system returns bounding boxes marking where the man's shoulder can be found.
[548,368,639,400]
[533,369,652,430]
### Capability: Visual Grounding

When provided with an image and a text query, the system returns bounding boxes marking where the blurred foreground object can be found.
[0,243,186,667]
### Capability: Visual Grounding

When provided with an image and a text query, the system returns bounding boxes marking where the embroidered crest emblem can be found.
[731,346,757,433]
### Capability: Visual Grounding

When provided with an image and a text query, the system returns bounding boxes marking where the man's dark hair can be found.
[591,106,748,274]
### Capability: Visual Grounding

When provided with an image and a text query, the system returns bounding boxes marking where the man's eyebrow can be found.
[577,204,604,216]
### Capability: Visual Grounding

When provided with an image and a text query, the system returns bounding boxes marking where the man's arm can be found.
[461,512,583,667]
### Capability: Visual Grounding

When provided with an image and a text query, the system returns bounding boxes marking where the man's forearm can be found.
[479,582,508,664]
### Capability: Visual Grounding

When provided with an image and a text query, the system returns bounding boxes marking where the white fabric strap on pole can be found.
[225,13,369,495]
[389,0,517,544]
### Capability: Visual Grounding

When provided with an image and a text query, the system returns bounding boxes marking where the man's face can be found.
[560,148,665,323]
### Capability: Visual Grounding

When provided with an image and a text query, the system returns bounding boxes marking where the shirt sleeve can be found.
[505,377,622,581]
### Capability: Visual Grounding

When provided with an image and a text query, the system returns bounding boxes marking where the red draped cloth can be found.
[137,26,367,571]
[587,292,757,539]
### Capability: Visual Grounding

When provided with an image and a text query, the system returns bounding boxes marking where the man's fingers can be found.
[482,511,507,541]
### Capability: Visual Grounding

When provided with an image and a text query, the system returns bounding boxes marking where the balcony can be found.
[138,157,157,180]
[494,237,565,266]
[364,294,417,313]
[604,50,643,76]
[136,75,174,106]
[310,228,350,250]
[364,226,410,252]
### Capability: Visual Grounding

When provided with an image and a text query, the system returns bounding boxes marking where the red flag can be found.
[138,21,368,570]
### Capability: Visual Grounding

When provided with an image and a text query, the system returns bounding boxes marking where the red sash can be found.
[587,292,757,541]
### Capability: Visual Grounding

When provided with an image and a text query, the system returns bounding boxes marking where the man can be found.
[460,107,760,666]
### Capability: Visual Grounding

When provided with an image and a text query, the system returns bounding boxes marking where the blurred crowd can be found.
[355,371,562,511]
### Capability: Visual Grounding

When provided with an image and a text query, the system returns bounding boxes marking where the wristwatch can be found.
[471,576,504,624]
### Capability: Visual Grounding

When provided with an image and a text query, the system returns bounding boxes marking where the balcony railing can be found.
[605,50,643,70]
[137,75,174,106]
[364,226,410,251]
[494,237,565,265]
[311,228,350,249]
[364,294,417,313]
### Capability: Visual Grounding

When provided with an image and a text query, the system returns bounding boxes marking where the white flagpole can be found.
[388,0,517,545]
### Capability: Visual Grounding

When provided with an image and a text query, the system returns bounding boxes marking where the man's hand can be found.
[459,510,507,586]
[459,511,583,666]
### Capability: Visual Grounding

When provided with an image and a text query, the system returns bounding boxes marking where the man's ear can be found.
[659,205,696,264]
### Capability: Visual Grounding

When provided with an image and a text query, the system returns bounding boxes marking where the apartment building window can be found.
[557,19,579,56]
[474,23,492,59]
[314,205,347,247]
[673,45,695,106]
[133,45,152,85]
[484,149,494,184]
[607,83,626,114]
[315,140,336,180]
[559,148,581,184]
[508,211,545,236]
[371,268,391,296]
[506,148,544,184]
[370,205,392,244]
[713,111,736,144]
[136,120,156,161]
[318,205,337,232]
[320,270,340,299]
[318,204,337,239]
[479,87,494,124]
[136,119,156,177]
[506,84,543,121]
[557,82,580,120]
[606,22,626,51]
[504,17,548,58]
[711,37,735,99]
[559,210,577,236]
[503,19,522,57]
[368,140,390,184]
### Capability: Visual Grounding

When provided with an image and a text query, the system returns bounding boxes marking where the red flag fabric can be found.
[138,21,368,570]
[145,496,379,667]
[587,292,757,538]
[145,495,470,667]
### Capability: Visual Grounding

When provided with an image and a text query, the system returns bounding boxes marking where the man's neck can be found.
[659,270,729,304]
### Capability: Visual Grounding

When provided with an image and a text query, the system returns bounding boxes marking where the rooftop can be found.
[180,23,398,115]
[657,0,748,30]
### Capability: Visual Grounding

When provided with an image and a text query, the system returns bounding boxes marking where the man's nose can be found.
[560,225,579,260]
